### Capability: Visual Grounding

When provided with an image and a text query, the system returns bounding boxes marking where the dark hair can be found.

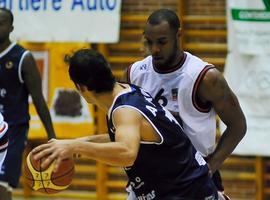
[147,9,180,33]
[0,7,14,25]
[68,49,115,93]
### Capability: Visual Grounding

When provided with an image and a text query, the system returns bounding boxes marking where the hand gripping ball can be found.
[24,152,74,194]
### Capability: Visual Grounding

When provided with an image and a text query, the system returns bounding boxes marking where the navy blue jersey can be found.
[107,85,217,199]
[0,43,30,125]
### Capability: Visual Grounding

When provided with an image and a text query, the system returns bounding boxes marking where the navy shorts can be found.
[204,156,224,192]
[185,174,218,200]
[0,124,29,188]
[212,170,224,192]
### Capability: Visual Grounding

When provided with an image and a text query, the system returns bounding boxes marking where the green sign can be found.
[232,9,270,21]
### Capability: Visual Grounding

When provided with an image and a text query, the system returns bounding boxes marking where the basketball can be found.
[24,152,75,194]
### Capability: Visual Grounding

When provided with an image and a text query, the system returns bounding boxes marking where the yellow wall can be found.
[19,42,95,140]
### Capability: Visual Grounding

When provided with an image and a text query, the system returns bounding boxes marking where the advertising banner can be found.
[223,53,270,156]
[1,0,122,43]
[227,0,270,54]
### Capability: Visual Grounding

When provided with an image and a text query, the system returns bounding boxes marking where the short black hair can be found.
[147,9,180,33]
[0,7,14,25]
[68,49,115,93]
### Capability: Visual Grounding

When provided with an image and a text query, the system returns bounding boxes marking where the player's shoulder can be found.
[184,52,212,73]
[12,43,27,52]
[130,55,152,72]
[6,43,29,60]
[185,52,209,66]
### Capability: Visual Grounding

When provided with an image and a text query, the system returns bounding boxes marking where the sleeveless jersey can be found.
[0,43,30,125]
[128,52,216,156]
[107,85,212,199]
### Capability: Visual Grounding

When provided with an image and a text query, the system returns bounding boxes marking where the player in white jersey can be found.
[124,9,247,199]
[129,52,216,156]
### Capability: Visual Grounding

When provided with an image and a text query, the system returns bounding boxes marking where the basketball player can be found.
[33,49,223,199]
[0,8,56,200]
[124,9,246,199]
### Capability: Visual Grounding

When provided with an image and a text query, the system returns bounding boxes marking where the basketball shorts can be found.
[212,170,224,192]
[0,124,29,188]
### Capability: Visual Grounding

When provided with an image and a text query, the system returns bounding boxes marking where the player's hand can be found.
[32,139,74,172]
[207,163,213,178]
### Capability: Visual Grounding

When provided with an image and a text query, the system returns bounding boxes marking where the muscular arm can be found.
[22,52,56,139]
[33,108,142,169]
[75,134,110,143]
[198,68,246,172]
[73,108,141,166]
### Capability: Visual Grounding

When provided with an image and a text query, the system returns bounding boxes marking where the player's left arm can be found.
[198,68,247,173]
[22,52,56,139]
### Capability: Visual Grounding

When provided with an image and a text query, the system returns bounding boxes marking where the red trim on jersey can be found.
[153,52,187,74]
[192,65,215,113]
[0,124,6,132]
[127,64,132,83]
[0,142,8,152]
[0,123,8,150]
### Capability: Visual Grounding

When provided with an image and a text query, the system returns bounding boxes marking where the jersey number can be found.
[154,88,168,107]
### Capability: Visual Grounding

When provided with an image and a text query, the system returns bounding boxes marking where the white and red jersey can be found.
[0,113,8,168]
[128,52,216,156]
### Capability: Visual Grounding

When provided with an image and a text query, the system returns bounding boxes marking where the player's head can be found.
[144,9,181,69]
[0,8,14,43]
[68,49,116,101]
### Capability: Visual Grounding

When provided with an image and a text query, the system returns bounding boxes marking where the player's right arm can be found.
[22,52,56,139]
[75,134,110,143]
[71,107,142,166]
[32,107,142,170]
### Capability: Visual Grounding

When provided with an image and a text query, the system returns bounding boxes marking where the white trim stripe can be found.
[0,42,16,58]
[18,50,30,83]
[111,105,164,145]
[0,122,8,139]
[0,142,8,151]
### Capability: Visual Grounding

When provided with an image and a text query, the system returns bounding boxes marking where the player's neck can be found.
[95,83,127,113]
[154,51,185,73]
[0,39,11,53]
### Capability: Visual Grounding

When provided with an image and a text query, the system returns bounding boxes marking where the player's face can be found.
[144,20,180,69]
[0,11,13,43]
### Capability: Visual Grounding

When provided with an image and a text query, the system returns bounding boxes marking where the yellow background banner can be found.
[19,42,95,139]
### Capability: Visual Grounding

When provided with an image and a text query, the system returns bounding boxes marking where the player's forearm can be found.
[208,121,246,172]
[34,100,56,139]
[72,140,136,166]
[75,134,110,143]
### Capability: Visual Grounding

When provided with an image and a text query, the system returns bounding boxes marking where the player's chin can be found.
[153,59,165,68]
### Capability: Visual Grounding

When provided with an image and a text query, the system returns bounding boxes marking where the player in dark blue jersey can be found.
[32,48,222,199]
[0,8,56,200]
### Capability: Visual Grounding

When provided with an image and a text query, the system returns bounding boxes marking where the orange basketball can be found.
[24,152,74,194]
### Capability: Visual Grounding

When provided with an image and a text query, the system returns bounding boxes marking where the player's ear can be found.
[10,25,14,33]
[76,84,87,93]
[74,83,82,92]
